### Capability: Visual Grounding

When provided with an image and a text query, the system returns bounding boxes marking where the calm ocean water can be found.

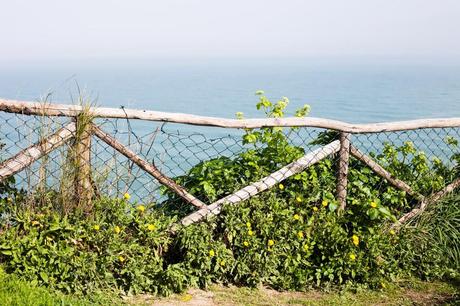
[1,59,460,123]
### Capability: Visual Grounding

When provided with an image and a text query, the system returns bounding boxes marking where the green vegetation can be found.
[0,92,459,303]
[0,267,119,305]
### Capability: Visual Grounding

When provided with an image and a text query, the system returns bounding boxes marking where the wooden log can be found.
[337,133,350,210]
[397,176,460,225]
[0,122,76,180]
[91,124,206,209]
[73,117,94,210]
[2,99,460,133]
[180,140,341,226]
[350,145,420,198]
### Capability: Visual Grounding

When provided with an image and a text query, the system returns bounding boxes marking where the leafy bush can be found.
[0,197,177,295]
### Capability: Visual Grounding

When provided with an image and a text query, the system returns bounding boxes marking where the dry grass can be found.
[125,279,459,306]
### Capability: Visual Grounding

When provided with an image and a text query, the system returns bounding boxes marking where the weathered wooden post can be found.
[337,132,350,210]
[73,115,94,212]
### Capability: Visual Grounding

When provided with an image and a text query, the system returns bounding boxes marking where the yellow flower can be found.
[278,183,284,190]
[380,282,386,289]
[303,244,309,251]
[293,214,300,220]
[248,230,254,236]
[118,256,125,262]
[243,241,249,247]
[114,226,121,234]
[136,205,145,213]
[297,231,304,239]
[389,229,396,235]
[147,224,156,231]
[123,193,131,200]
[296,196,302,203]
[246,222,251,228]
[220,260,226,267]
[312,207,318,212]
[209,250,215,257]
[352,235,359,246]
[31,220,40,226]
[370,201,377,208]
[93,225,100,231]
[322,200,329,207]
[349,253,356,261]
[268,239,275,247]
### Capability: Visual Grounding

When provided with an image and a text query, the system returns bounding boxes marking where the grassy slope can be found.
[0,271,121,306]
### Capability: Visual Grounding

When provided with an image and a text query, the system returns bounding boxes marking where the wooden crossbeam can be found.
[2,99,460,132]
[0,122,76,181]
[91,124,206,209]
[180,140,341,226]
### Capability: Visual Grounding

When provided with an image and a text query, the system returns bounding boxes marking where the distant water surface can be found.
[1,59,459,123]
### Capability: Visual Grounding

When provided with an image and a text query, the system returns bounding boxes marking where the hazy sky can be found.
[2,0,460,63]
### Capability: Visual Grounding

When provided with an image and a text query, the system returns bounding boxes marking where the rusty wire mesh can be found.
[1,110,460,220]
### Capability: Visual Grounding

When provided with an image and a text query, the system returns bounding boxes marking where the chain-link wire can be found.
[1,111,460,222]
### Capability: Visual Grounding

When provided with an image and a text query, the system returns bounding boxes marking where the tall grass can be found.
[404,192,460,279]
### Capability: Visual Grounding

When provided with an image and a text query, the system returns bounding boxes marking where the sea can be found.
[1,59,459,122]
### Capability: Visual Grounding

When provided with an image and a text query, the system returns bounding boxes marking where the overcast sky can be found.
[1,0,460,63]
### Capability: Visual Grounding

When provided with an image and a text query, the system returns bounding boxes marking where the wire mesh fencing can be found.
[1,105,460,225]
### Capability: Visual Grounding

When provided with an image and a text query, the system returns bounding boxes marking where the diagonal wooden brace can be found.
[0,122,76,181]
[91,124,206,209]
[180,140,341,227]
[350,145,420,199]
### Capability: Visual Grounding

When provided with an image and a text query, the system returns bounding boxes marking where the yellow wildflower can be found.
[312,207,318,212]
[381,282,386,289]
[31,220,40,226]
[268,239,275,247]
[389,229,396,235]
[303,244,309,251]
[147,224,156,231]
[248,230,254,236]
[370,201,377,208]
[293,214,300,220]
[243,241,249,247]
[118,256,125,262]
[296,196,302,203]
[279,183,284,190]
[220,260,226,266]
[322,200,329,207]
[123,193,131,200]
[349,253,356,261]
[246,222,251,228]
[136,205,145,213]
[209,250,215,257]
[93,225,100,231]
[114,226,121,234]
[297,231,304,239]
[352,235,359,246]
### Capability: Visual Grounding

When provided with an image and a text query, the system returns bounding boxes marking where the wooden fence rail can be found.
[1,98,460,229]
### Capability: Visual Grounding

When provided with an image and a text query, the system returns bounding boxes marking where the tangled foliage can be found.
[0,92,459,296]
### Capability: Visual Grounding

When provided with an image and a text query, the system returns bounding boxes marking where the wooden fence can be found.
[1,98,460,229]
